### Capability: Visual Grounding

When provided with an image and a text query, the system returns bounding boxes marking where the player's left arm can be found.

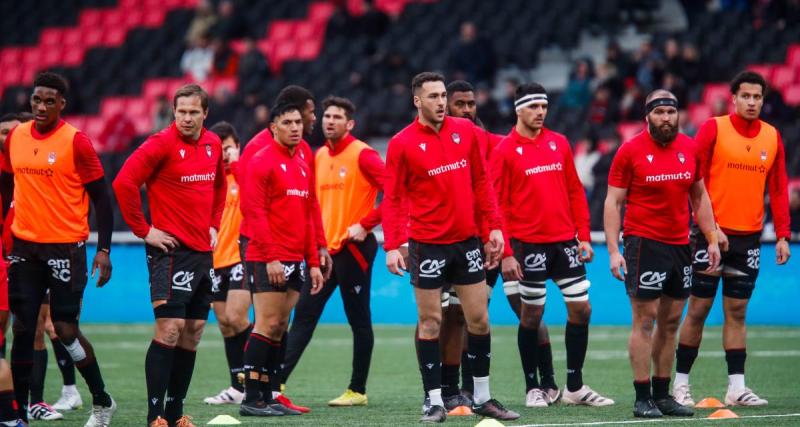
[210,146,227,248]
[303,143,331,278]
[469,127,503,265]
[75,132,113,287]
[690,178,721,273]
[353,148,385,235]
[563,141,593,262]
[767,134,791,264]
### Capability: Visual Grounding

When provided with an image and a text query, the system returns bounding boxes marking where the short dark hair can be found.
[730,70,767,95]
[33,72,69,95]
[446,80,474,94]
[411,72,445,95]
[514,82,547,102]
[0,112,33,123]
[209,121,239,143]
[275,85,315,109]
[322,96,356,119]
[173,84,209,110]
[270,102,301,122]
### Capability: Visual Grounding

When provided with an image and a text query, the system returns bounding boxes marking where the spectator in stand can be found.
[573,138,601,194]
[710,97,728,117]
[762,85,794,123]
[358,0,391,38]
[559,58,594,110]
[663,38,683,75]
[679,43,703,88]
[240,103,270,143]
[678,109,698,137]
[633,40,663,91]
[152,95,173,133]
[185,0,217,45]
[606,40,633,80]
[180,36,214,82]
[448,21,497,86]
[370,50,413,93]
[589,135,621,230]
[661,72,688,106]
[206,86,236,126]
[496,77,519,121]
[211,37,239,78]
[619,83,645,121]
[97,112,136,155]
[237,38,270,95]
[588,85,619,126]
[475,84,503,132]
[210,0,245,40]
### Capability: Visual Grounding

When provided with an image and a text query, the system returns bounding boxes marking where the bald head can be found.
[645,89,676,105]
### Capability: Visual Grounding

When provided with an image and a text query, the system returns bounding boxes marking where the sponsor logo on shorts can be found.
[172,271,195,292]
[525,162,562,176]
[645,171,692,183]
[231,264,244,282]
[466,248,483,273]
[427,159,468,177]
[419,259,446,278]
[284,264,296,280]
[639,271,667,290]
[210,269,220,292]
[7,256,26,264]
[523,253,547,272]
[747,248,760,269]
[47,259,71,283]
[694,249,709,264]
[682,266,692,288]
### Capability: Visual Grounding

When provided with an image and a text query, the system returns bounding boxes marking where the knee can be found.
[180,322,206,349]
[157,320,185,346]
[725,304,747,324]
[418,315,441,339]
[567,302,592,324]
[53,321,79,343]
[519,305,542,330]
[263,318,288,340]
[687,299,713,321]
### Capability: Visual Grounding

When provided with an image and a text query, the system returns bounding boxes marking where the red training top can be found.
[113,123,226,252]
[491,127,590,256]
[608,130,701,245]
[382,116,501,250]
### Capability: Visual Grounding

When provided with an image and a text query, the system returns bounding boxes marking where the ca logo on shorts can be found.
[172,271,195,292]
[284,264,296,280]
[694,249,708,264]
[639,271,667,290]
[419,259,445,278]
[47,259,71,283]
[523,253,547,272]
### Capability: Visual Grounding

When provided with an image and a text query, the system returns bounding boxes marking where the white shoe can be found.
[542,387,561,405]
[725,387,768,406]
[203,386,244,405]
[673,382,695,407]
[28,402,64,420]
[83,396,116,427]
[561,385,615,406]
[53,385,83,410]
[525,388,548,407]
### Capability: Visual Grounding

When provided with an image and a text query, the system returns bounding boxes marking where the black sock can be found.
[441,364,460,397]
[224,325,251,392]
[518,325,539,391]
[415,336,441,392]
[30,349,48,404]
[349,325,373,394]
[0,390,15,422]
[243,333,274,404]
[537,341,557,389]
[145,340,175,422]
[0,339,5,359]
[271,334,287,393]
[634,380,651,401]
[467,333,491,378]
[565,322,588,392]
[71,337,111,407]
[652,376,670,400]
[51,337,76,386]
[460,349,473,393]
[675,344,699,375]
[725,348,746,375]
[164,347,197,423]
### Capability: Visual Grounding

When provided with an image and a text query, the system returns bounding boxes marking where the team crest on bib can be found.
[760,149,767,162]
[549,141,557,151]
[206,145,212,158]
[677,152,685,164]
[451,133,461,144]
[47,152,56,165]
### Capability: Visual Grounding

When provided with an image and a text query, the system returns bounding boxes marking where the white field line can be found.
[510,412,800,427]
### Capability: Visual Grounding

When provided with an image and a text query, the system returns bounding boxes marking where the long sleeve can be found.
[304,185,320,267]
[357,148,385,230]
[243,160,275,259]
[84,178,114,251]
[469,128,502,233]
[381,138,407,250]
[694,118,718,183]
[563,144,592,241]
[489,147,514,257]
[112,137,165,238]
[767,134,791,239]
[211,153,227,230]
[302,143,327,249]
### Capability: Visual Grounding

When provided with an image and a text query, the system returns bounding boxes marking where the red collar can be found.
[510,126,547,145]
[729,113,761,138]
[271,140,299,158]
[413,116,451,135]
[325,133,356,155]
[31,119,66,140]
[170,122,206,145]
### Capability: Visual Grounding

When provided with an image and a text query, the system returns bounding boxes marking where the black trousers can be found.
[282,234,377,393]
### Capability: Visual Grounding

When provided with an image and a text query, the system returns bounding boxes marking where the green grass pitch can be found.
[34,324,800,426]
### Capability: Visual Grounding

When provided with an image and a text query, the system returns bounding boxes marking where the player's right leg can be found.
[28,302,63,420]
[46,298,81,412]
[0,357,23,426]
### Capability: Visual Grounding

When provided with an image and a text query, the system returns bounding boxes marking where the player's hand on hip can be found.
[347,223,368,242]
[318,247,333,280]
[92,250,112,287]
[267,261,286,286]
[501,256,523,282]
[309,267,324,295]
[776,239,791,265]
[578,240,594,263]
[209,227,219,250]
[717,228,730,252]
[386,249,406,276]
[609,251,626,281]
[145,227,179,252]
[705,242,721,273]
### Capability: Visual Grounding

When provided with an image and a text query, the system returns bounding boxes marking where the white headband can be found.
[514,93,548,111]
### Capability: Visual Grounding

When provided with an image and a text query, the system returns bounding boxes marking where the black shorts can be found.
[691,229,760,299]
[212,263,245,302]
[510,238,590,305]
[408,237,485,290]
[146,245,214,320]
[248,261,305,293]
[8,238,88,323]
[623,236,691,300]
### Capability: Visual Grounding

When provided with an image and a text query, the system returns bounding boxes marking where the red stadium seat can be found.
[617,122,644,142]
[21,49,43,66]
[64,116,87,132]
[62,28,83,47]
[747,64,772,80]
[0,48,22,66]
[123,10,144,28]
[41,49,63,68]
[79,9,104,28]
[126,98,150,118]
[294,22,320,40]
[770,65,796,91]
[702,84,730,106]
[142,9,166,27]
[296,39,322,60]
[786,44,800,70]
[143,80,170,102]
[1,67,21,86]
[84,117,106,140]
[211,77,238,94]
[268,22,295,40]
[309,2,336,22]
[84,27,105,46]
[39,28,63,46]
[132,116,153,135]
[688,103,712,127]
[269,41,297,73]
[166,79,190,98]
[783,84,800,107]
[102,10,125,29]
[62,46,85,66]
[101,98,129,118]
[102,27,128,46]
